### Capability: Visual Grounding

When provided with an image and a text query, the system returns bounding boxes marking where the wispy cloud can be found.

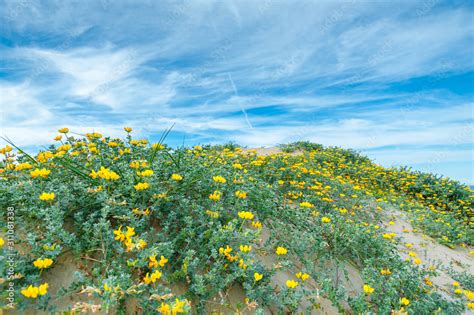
[0,0,473,183]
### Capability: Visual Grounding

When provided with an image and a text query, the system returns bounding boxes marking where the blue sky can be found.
[0,1,473,184]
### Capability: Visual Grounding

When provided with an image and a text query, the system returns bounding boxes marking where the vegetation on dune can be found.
[0,131,473,314]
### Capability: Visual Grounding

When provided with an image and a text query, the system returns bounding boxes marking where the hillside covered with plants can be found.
[0,129,473,314]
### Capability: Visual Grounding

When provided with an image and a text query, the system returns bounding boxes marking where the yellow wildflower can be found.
[139,169,154,177]
[136,239,147,250]
[363,284,374,294]
[233,163,243,169]
[144,269,162,284]
[114,226,125,242]
[286,279,298,289]
[299,201,314,208]
[276,246,288,255]
[157,302,171,314]
[21,285,39,298]
[30,168,51,178]
[296,272,309,281]
[134,182,150,190]
[172,298,187,314]
[89,167,120,180]
[39,192,55,201]
[209,190,222,201]
[171,174,183,181]
[239,245,252,253]
[235,190,247,199]
[33,258,53,269]
[237,211,254,220]
[149,255,159,268]
[321,216,331,223]
[0,145,13,154]
[212,175,226,183]
[254,272,263,282]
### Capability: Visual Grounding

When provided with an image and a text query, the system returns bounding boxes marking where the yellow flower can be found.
[237,211,254,220]
[108,141,119,147]
[89,166,120,180]
[0,237,4,247]
[276,246,288,255]
[39,192,55,201]
[212,175,226,183]
[33,258,53,269]
[139,169,154,177]
[21,283,48,298]
[252,221,262,229]
[15,162,34,171]
[380,268,392,275]
[103,283,112,292]
[299,201,314,208]
[58,128,69,133]
[114,226,125,242]
[452,281,460,287]
[171,174,183,181]
[468,302,474,310]
[286,279,298,289]
[408,251,417,257]
[235,190,247,199]
[144,269,162,284]
[321,216,331,223]
[400,297,410,306]
[152,143,165,150]
[382,233,396,239]
[30,168,51,178]
[205,210,220,218]
[21,285,39,298]
[172,298,187,314]
[463,289,474,299]
[38,283,48,296]
[149,255,159,268]
[454,288,463,295]
[159,255,168,267]
[296,272,309,281]
[363,284,374,294]
[124,127,133,132]
[405,243,413,248]
[233,163,243,169]
[125,226,136,238]
[54,135,62,141]
[413,258,422,265]
[134,182,150,190]
[219,245,233,255]
[254,272,263,282]
[209,190,222,201]
[0,145,13,154]
[157,302,171,314]
[136,239,147,250]
[239,245,252,253]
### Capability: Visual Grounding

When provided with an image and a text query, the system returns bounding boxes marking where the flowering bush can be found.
[0,131,472,313]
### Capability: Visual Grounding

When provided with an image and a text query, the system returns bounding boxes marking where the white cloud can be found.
[0,1,473,184]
